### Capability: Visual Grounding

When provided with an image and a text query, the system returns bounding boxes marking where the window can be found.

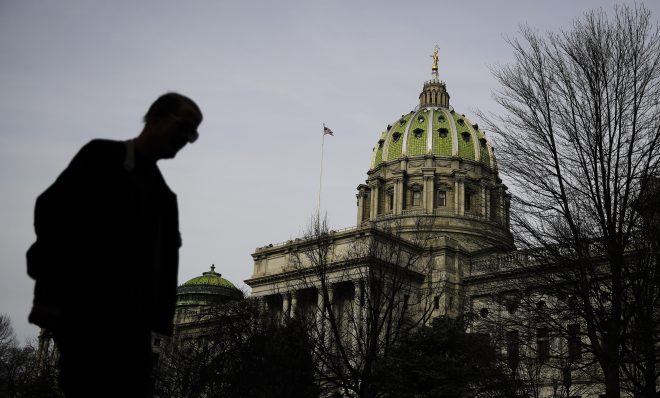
[448,296,454,310]
[480,138,487,148]
[418,116,425,123]
[437,190,446,207]
[465,193,471,211]
[438,115,445,123]
[537,327,550,363]
[568,324,581,360]
[461,131,471,141]
[413,128,424,138]
[480,308,489,318]
[438,128,448,138]
[412,191,421,207]
[399,118,406,126]
[458,118,465,125]
[392,132,401,142]
[537,300,546,310]
[434,296,440,310]
[490,193,498,221]
[378,139,384,149]
[387,191,394,212]
[506,330,520,370]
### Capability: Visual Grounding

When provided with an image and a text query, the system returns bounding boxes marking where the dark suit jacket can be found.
[27,139,180,336]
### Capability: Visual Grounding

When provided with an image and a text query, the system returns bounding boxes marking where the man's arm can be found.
[27,140,111,329]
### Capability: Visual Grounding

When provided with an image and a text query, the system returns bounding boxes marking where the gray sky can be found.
[2,0,658,342]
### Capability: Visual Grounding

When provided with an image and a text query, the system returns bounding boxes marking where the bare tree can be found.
[154,299,318,398]
[287,215,440,398]
[0,315,61,397]
[480,5,660,397]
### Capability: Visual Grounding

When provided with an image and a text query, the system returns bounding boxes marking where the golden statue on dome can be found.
[431,45,439,74]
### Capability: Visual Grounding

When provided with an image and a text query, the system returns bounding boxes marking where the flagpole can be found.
[317,124,326,222]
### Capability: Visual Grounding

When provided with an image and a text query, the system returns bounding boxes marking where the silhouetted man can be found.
[27,93,203,397]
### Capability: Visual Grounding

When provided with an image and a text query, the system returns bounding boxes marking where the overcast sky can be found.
[2,0,658,342]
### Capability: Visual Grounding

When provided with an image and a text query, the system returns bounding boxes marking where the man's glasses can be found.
[169,114,199,143]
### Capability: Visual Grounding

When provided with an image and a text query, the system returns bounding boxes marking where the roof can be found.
[370,78,494,170]
[177,265,243,305]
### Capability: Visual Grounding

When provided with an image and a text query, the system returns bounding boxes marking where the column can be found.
[484,186,491,220]
[354,280,365,343]
[454,174,465,216]
[423,170,435,214]
[356,192,365,225]
[369,183,380,220]
[316,287,325,332]
[481,182,488,219]
[290,291,297,318]
[282,292,290,320]
[323,285,335,348]
[256,296,266,314]
[395,177,404,215]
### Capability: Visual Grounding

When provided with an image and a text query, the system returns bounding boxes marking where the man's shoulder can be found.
[79,139,125,157]
[71,139,126,168]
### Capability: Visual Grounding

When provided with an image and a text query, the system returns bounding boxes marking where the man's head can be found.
[137,92,203,161]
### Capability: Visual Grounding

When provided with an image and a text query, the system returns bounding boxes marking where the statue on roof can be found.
[431,45,439,74]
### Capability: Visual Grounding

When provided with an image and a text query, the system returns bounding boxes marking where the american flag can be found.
[323,125,334,136]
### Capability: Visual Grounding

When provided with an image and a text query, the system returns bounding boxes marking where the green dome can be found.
[177,265,243,306]
[370,78,494,170]
[182,267,238,289]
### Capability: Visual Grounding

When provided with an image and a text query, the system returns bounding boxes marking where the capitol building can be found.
[239,53,615,397]
[247,53,513,314]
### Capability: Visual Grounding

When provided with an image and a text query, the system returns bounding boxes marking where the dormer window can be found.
[438,115,445,123]
[480,138,487,148]
[392,132,402,142]
[399,118,406,126]
[386,124,392,131]
[457,118,465,126]
[378,139,384,149]
[461,131,471,142]
[438,128,448,138]
[417,116,425,123]
[413,128,424,138]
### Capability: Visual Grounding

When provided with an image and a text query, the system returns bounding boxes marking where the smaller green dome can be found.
[177,265,243,306]
[182,265,238,289]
